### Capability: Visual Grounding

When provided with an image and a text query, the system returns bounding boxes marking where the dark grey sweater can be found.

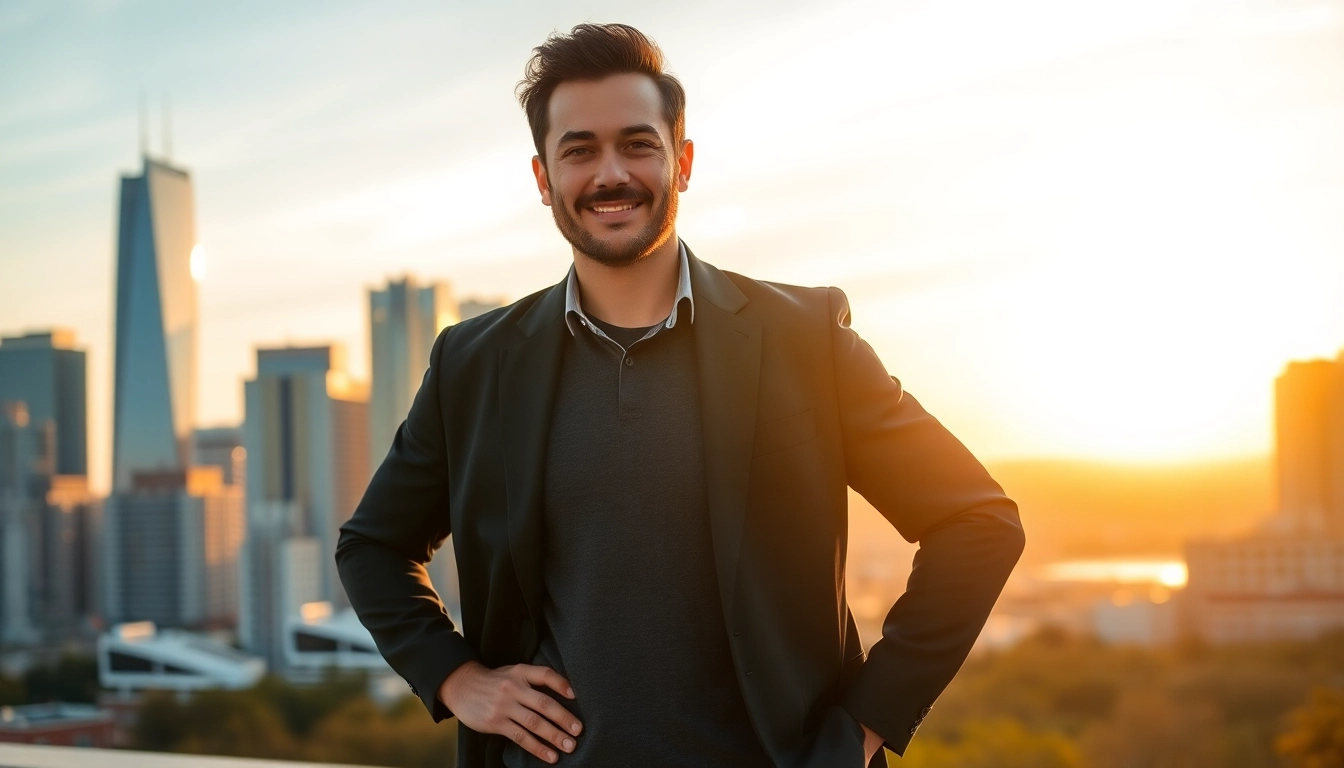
[502,313,771,767]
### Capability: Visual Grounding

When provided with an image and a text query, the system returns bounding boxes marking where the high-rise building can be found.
[366,279,489,622]
[1274,359,1344,536]
[241,345,369,639]
[40,475,100,637]
[368,276,457,474]
[238,500,321,671]
[112,156,199,491]
[194,426,244,487]
[1184,351,1344,642]
[102,468,243,629]
[0,403,42,645]
[459,297,505,323]
[0,330,87,476]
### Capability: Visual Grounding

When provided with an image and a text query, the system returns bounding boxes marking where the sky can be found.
[3,0,1344,494]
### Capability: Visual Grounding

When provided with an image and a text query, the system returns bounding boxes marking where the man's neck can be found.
[571,233,680,328]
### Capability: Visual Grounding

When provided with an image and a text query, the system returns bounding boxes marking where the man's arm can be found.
[825,287,1026,758]
[335,326,477,721]
[334,329,586,765]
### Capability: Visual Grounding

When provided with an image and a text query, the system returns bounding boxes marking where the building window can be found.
[294,632,339,653]
[108,651,154,672]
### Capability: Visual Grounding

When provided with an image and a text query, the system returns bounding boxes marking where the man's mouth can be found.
[590,202,638,214]
[583,198,644,223]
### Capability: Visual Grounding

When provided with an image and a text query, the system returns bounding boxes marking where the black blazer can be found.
[335,247,1025,767]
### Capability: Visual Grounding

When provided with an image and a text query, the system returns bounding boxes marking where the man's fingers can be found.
[512,700,577,755]
[507,717,561,765]
[528,689,582,738]
[521,664,576,700]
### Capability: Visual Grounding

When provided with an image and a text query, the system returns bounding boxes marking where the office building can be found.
[98,621,265,694]
[193,426,243,486]
[0,703,116,747]
[282,601,392,685]
[238,500,321,671]
[0,330,87,476]
[368,276,456,474]
[102,468,243,629]
[1184,351,1344,642]
[240,345,368,666]
[0,403,41,645]
[460,297,505,322]
[111,156,199,491]
[1273,358,1344,536]
[38,475,100,637]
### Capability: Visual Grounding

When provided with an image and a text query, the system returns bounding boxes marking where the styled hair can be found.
[517,23,686,163]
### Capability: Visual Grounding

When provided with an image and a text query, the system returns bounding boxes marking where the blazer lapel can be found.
[688,249,762,626]
[498,280,568,637]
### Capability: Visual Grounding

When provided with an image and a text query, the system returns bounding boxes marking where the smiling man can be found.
[336,23,1024,768]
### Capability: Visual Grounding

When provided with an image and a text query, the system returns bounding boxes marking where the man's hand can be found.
[438,660,583,764]
[861,722,883,764]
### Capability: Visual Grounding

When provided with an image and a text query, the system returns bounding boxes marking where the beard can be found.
[549,180,678,268]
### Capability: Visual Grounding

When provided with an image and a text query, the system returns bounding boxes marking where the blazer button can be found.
[624,357,634,367]
[745,670,754,677]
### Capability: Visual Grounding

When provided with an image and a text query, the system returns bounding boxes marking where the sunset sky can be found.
[3,0,1343,493]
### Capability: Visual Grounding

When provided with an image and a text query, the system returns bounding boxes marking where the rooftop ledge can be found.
[0,744,383,768]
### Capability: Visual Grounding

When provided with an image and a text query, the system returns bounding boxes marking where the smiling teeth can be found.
[592,203,635,213]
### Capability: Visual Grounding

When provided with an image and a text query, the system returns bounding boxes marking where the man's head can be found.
[518,24,692,267]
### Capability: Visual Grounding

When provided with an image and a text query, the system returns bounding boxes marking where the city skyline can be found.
[4,1,1344,494]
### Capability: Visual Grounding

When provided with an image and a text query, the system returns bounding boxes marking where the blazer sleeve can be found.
[335,325,479,721]
[827,287,1026,757]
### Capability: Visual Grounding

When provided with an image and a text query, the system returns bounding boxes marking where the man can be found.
[336,23,1024,768]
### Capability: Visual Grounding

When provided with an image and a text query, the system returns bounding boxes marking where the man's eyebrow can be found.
[556,125,661,145]
[557,130,596,145]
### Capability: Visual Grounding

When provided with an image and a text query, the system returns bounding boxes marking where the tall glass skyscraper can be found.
[112,157,199,490]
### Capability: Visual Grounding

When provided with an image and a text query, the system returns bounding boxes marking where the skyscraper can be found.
[367,276,457,474]
[103,467,243,629]
[0,403,42,645]
[0,330,87,476]
[112,157,199,491]
[1274,358,1344,536]
[241,344,369,650]
[0,330,97,644]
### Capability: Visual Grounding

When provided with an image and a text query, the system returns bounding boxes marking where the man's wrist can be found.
[438,659,482,710]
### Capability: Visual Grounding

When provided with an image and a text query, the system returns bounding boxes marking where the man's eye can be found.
[565,147,591,157]
[630,141,654,149]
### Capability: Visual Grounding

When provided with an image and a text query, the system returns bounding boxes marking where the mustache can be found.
[575,187,652,209]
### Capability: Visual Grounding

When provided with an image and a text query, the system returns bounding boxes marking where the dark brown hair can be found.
[517,23,686,163]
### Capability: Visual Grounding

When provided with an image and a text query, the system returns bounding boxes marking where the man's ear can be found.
[532,155,552,207]
[676,139,694,193]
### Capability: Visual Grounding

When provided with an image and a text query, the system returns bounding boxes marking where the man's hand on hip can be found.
[438,660,583,765]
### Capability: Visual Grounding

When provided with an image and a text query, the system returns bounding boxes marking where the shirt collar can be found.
[563,240,695,337]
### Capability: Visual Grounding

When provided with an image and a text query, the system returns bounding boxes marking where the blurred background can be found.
[2,1,1343,766]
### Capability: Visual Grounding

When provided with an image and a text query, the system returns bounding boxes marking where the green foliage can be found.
[304,696,458,767]
[0,674,22,706]
[1276,686,1344,768]
[898,629,1344,768]
[21,654,99,703]
[897,719,1080,768]
[131,671,457,767]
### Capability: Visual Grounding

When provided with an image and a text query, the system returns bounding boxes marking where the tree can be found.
[1276,686,1344,768]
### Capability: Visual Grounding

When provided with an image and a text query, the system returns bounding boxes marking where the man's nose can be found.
[592,148,631,187]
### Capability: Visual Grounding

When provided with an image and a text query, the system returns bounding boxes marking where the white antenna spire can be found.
[138,91,149,158]
[162,94,172,160]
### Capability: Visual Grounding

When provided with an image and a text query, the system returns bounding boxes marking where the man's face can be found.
[532,72,692,267]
